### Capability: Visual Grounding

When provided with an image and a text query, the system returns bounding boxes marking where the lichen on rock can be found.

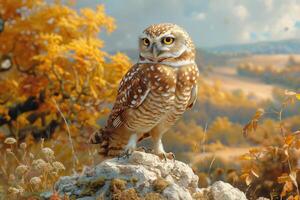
[42,151,247,200]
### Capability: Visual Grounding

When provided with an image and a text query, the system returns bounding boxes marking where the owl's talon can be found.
[118,149,134,160]
[118,134,138,160]
[163,154,167,161]
[136,146,152,153]
[157,152,175,161]
[136,146,146,152]
[171,152,175,160]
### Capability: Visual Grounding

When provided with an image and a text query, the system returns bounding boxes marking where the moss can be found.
[197,172,209,188]
[130,177,139,185]
[144,192,165,200]
[153,178,170,193]
[76,176,105,187]
[78,176,106,196]
[112,188,140,200]
[110,178,127,193]
[69,194,77,200]
[90,177,106,188]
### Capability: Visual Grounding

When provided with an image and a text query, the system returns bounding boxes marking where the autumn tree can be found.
[0,0,131,141]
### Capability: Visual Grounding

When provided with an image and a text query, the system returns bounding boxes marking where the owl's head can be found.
[138,23,195,67]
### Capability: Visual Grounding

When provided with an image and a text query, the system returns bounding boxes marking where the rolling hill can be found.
[207,39,300,55]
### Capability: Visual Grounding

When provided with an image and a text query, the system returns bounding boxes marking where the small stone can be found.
[211,181,247,200]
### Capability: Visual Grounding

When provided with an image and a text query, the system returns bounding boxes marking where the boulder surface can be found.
[46,151,247,200]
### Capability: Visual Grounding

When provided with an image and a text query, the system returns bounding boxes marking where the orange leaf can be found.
[278,174,291,183]
[281,181,293,197]
[285,135,295,146]
[295,140,300,149]
[253,108,265,119]
[240,154,252,161]
[249,148,260,155]
[245,175,253,186]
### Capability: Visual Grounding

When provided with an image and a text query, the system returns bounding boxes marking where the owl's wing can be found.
[106,64,150,129]
[186,84,198,110]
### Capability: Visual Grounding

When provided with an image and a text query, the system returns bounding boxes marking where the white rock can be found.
[47,151,247,200]
[163,183,193,200]
[211,181,247,200]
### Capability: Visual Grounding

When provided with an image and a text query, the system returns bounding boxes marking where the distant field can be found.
[204,66,276,100]
[202,54,295,101]
[228,54,300,67]
[188,147,251,165]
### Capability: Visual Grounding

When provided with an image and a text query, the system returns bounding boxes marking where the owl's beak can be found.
[152,43,161,60]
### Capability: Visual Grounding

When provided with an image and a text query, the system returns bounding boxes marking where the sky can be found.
[75,0,300,51]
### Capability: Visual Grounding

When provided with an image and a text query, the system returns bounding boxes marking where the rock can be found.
[193,181,247,200]
[44,151,247,200]
[211,181,247,200]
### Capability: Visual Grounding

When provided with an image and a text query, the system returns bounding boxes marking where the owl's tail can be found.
[89,128,110,155]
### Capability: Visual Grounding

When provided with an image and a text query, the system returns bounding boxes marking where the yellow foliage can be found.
[0,0,130,141]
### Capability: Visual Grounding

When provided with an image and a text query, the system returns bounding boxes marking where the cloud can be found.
[77,0,300,51]
[263,0,273,11]
[240,30,251,42]
[233,5,248,20]
[246,1,300,42]
[193,12,206,21]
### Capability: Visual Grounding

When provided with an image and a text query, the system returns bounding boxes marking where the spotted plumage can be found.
[89,23,200,158]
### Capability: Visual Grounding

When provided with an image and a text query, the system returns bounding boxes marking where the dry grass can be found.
[0,138,66,199]
[189,146,251,166]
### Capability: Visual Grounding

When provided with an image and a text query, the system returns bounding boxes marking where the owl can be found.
[90,23,199,159]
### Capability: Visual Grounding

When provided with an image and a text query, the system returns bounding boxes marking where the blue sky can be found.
[75,0,300,51]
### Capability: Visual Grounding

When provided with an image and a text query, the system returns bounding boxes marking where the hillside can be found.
[207,39,300,55]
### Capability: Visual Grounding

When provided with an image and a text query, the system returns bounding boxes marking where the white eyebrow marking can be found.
[160,34,175,39]
[139,33,149,39]
[156,31,173,40]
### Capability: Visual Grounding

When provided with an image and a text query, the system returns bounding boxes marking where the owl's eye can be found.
[162,37,174,45]
[142,38,150,46]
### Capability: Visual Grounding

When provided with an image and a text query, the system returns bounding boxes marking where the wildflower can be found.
[6,148,15,156]
[33,158,54,172]
[52,161,65,171]
[8,187,20,195]
[29,153,34,159]
[15,164,29,176]
[42,147,55,160]
[51,171,58,177]
[20,142,27,150]
[4,137,17,145]
[16,186,24,195]
[32,159,47,170]
[8,174,15,182]
[44,162,54,172]
[30,176,42,185]
[6,148,12,154]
